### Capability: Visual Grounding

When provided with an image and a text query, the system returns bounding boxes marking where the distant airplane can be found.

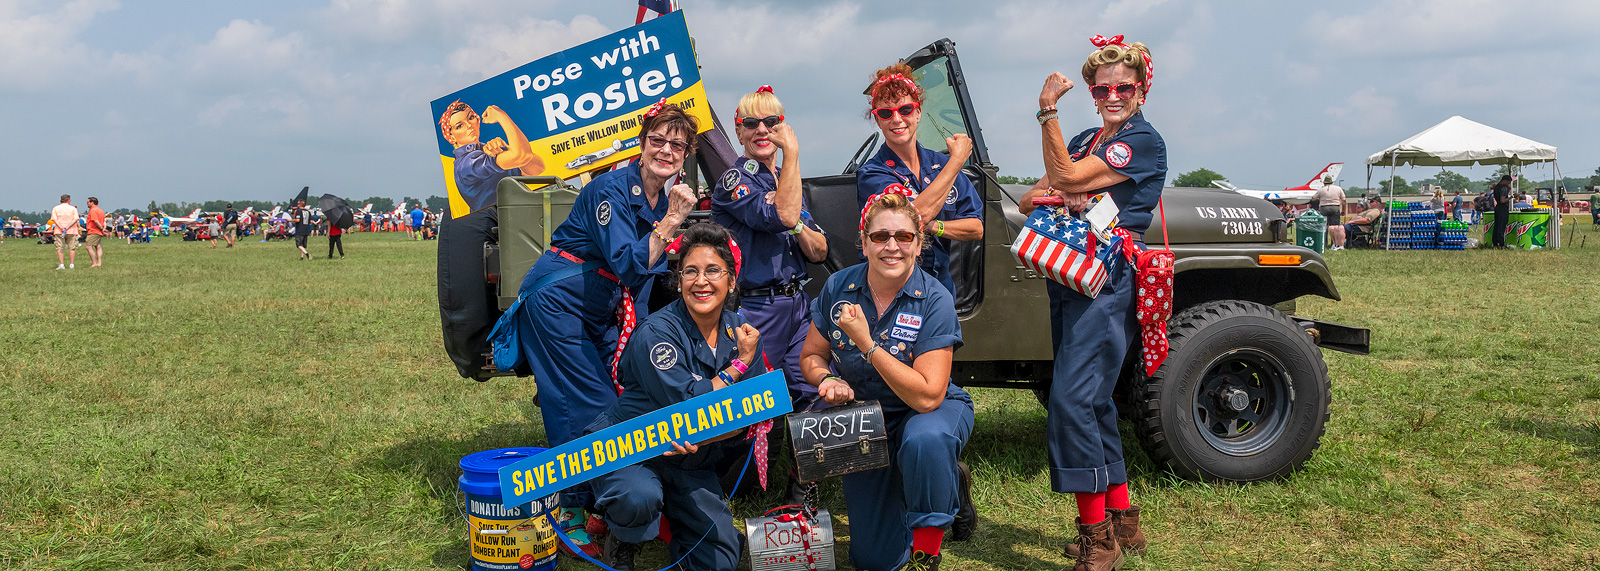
[1213,163,1344,204]
[158,208,205,226]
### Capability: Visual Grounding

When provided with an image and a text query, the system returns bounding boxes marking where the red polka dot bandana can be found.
[1112,228,1174,376]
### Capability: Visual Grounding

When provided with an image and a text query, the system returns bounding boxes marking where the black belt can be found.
[743,282,802,297]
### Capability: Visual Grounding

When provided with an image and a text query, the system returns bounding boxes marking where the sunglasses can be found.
[871,103,919,120]
[1088,82,1142,101]
[645,134,689,154]
[866,230,918,244]
[738,115,783,129]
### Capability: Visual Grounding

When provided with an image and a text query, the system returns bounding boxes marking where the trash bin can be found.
[1295,209,1326,253]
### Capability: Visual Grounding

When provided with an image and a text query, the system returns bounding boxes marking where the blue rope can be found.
[548,446,754,571]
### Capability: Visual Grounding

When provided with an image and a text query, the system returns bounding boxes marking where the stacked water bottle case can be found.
[1384,202,1468,250]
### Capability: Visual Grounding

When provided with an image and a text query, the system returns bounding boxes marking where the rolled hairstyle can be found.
[675,222,741,310]
[865,62,923,114]
[1081,40,1154,92]
[639,101,700,155]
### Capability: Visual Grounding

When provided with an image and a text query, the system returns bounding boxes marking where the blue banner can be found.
[429,10,713,219]
[498,371,792,508]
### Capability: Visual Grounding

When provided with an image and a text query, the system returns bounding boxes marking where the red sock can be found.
[911,526,943,556]
[1075,492,1107,524]
[1106,482,1131,510]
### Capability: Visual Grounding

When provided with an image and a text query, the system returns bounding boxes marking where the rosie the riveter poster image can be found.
[429,10,713,219]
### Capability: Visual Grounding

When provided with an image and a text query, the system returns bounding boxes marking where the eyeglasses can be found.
[1088,82,1142,101]
[866,230,918,244]
[645,134,689,154]
[738,115,783,129]
[679,266,727,282]
[871,103,919,120]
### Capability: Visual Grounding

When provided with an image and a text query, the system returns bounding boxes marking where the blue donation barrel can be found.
[460,448,559,571]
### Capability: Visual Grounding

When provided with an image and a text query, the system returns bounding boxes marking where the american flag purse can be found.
[1010,200,1121,298]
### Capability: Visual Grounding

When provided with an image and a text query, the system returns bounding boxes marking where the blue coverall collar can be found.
[669,300,738,367]
[840,266,934,301]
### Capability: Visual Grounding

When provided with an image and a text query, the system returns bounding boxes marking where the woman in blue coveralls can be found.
[513,101,700,555]
[709,85,830,504]
[799,189,974,571]
[1018,36,1165,570]
[855,62,983,299]
[586,222,765,571]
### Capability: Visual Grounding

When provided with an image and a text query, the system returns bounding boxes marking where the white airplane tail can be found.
[1298,163,1344,190]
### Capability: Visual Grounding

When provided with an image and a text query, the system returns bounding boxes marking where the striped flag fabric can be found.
[1010,205,1116,298]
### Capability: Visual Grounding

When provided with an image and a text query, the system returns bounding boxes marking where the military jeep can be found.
[444,38,1369,484]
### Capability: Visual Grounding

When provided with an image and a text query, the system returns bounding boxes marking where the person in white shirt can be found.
[1315,177,1346,249]
[50,194,80,269]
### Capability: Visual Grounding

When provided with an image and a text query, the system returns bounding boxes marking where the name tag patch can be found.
[894,312,923,330]
[890,326,919,342]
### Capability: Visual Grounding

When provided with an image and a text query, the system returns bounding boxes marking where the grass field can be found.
[3,221,1599,570]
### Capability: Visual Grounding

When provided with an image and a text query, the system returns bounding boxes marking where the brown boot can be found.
[1067,515,1122,571]
[1110,506,1145,556]
[1064,506,1146,558]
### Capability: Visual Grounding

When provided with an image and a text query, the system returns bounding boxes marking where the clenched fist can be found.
[735,323,760,366]
[945,133,972,164]
[1039,72,1075,108]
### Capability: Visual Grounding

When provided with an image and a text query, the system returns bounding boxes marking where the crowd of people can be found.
[21,197,444,266]
[492,36,1160,571]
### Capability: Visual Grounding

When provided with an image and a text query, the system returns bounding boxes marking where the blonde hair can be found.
[735,90,783,120]
[860,192,926,258]
[1082,42,1152,87]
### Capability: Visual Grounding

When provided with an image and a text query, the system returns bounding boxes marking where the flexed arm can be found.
[1038,73,1126,196]
[481,105,544,173]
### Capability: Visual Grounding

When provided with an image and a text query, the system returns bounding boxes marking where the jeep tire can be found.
[1131,300,1330,482]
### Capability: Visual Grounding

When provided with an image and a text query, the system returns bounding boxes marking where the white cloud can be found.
[1325,86,1397,135]
[0,0,120,89]
[1306,0,1600,59]
[444,14,610,79]
[190,19,303,76]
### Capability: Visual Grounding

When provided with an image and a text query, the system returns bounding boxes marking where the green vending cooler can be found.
[1295,209,1326,253]
[1481,210,1551,249]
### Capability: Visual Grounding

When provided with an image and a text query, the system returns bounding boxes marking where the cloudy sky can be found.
[4,0,1597,213]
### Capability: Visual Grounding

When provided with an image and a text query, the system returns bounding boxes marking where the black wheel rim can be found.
[1192,348,1292,456]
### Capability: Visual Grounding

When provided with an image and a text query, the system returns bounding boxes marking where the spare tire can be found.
[1131,300,1330,482]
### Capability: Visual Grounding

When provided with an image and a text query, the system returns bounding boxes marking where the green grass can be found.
[3,223,1600,570]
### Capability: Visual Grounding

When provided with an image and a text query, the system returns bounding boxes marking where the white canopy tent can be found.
[1366,116,1562,248]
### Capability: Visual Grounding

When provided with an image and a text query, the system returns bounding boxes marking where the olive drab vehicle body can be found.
[458,38,1369,484]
